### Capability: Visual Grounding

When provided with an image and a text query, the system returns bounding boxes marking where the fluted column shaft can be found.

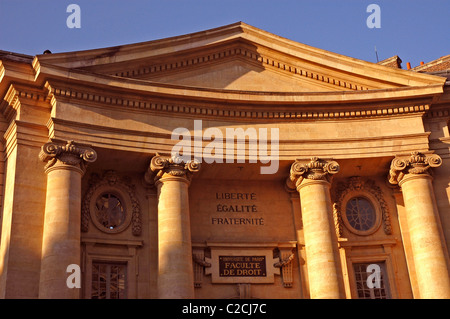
[289,157,343,299]
[146,155,200,299]
[38,140,96,299]
[389,152,450,298]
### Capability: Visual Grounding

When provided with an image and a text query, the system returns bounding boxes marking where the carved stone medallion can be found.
[82,170,142,235]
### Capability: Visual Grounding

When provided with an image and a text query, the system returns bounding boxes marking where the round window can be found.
[95,193,126,230]
[345,197,376,232]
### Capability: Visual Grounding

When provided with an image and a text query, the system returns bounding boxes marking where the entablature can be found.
[43,77,439,122]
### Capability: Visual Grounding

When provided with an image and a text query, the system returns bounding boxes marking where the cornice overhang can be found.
[39,71,441,124]
[0,83,51,123]
[37,62,443,106]
[0,53,37,104]
[3,22,445,123]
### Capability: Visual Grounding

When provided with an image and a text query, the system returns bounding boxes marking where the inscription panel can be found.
[212,192,264,226]
[219,256,267,277]
[189,179,296,243]
[205,248,279,284]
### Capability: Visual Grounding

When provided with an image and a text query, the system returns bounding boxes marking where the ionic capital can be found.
[39,139,97,174]
[388,151,442,185]
[287,157,340,191]
[144,154,201,186]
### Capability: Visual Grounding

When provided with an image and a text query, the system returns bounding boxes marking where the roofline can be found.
[32,21,446,88]
[34,21,246,61]
[412,55,450,72]
[0,50,34,63]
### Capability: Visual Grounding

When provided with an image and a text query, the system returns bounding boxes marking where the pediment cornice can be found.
[100,41,379,91]
[33,22,446,92]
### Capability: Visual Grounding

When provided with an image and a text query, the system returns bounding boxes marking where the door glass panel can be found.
[91,262,127,299]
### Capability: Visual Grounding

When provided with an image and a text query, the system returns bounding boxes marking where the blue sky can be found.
[0,0,448,68]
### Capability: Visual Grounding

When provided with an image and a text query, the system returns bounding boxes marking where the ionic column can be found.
[288,157,343,299]
[38,140,97,299]
[145,154,200,299]
[389,151,450,298]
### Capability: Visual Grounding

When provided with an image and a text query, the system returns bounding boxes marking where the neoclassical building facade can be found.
[0,22,449,299]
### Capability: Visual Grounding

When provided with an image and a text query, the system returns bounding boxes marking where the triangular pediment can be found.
[149,59,344,92]
[119,52,354,92]
[35,22,446,93]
